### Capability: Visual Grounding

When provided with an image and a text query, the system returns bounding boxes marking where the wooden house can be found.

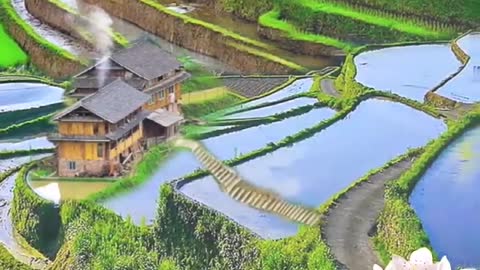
[49,79,183,177]
[71,40,190,111]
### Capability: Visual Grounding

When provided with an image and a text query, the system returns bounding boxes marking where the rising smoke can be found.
[75,0,114,86]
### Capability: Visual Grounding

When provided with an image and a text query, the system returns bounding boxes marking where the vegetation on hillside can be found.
[0,24,27,68]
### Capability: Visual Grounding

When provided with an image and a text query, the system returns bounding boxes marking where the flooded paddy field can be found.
[0,83,64,113]
[11,0,89,57]
[410,126,480,269]
[29,179,111,202]
[222,77,289,98]
[355,44,461,102]
[225,97,317,120]
[180,99,446,238]
[436,33,480,103]
[0,154,51,268]
[0,137,53,152]
[103,106,335,223]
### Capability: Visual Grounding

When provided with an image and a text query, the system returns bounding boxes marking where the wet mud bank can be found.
[82,0,303,74]
[0,1,85,78]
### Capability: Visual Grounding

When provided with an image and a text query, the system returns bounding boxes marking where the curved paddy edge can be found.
[373,107,480,264]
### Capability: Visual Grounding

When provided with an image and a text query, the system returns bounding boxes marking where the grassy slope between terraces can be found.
[0,24,28,68]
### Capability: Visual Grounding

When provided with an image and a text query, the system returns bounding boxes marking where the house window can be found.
[148,96,155,105]
[97,143,104,158]
[93,124,99,135]
[159,89,165,99]
[168,86,174,94]
[68,161,76,171]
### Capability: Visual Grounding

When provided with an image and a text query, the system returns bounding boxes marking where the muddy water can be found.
[0,83,64,113]
[156,0,339,70]
[0,137,53,152]
[355,44,461,102]
[11,0,89,57]
[0,154,52,269]
[56,0,239,74]
[103,106,335,223]
[225,97,317,119]
[28,179,111,202]
[410,126,480,269]
[180,99,445,238]
[436,33,480,103]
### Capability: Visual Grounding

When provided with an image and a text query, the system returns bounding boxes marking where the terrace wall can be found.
[0,0,84,78]
[154,184,259,270]
[81,0,299,74]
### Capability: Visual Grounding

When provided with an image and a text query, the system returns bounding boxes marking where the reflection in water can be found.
[181,99,445,238]
[29,180,111,201]
[355,44,461,102]
[410,127,480,268]
[436,33,480,103]
[103,106,335,223]
[0,137,54,152]
[0,83,64,112]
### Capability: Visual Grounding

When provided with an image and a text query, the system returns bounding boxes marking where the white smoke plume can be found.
[76,0,114,86]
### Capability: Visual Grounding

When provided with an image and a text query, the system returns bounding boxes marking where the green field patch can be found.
[0,24,28,68]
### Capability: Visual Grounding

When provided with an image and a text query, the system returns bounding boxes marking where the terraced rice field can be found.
[180,99,446,238]
[0,24,28,68]
[355,44,461,101]
[225,97,317,119]
[410,126,480,268]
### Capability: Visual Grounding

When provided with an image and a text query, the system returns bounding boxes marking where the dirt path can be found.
[321,78,340,97]
[323,157,415,270]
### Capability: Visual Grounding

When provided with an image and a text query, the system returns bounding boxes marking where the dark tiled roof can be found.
[55,79,150,123]
[48,134,109,142]
[111,41,182,80]
[106,111,149,141]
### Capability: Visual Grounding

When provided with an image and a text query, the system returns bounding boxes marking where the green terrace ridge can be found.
[277,0,454,39]
[259,9,353,51]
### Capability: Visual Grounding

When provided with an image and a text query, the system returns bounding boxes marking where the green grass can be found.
[177,56,223,93]
[259,9,353,50]
[0,24,28,68]
[0,245,32,270]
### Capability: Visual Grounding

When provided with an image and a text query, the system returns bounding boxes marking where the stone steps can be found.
[175,138,321,226]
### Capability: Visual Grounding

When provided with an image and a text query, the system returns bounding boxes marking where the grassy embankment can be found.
[0,24,28,68]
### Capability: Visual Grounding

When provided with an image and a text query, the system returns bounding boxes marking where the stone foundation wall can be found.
[58,159,109,177]
[257,24,343,57]
[81,0,300,74]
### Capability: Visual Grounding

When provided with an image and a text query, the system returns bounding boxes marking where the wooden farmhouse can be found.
[71,40,190,111]
[49,79,184,177]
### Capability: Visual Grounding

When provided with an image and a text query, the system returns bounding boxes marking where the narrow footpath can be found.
[322,157,415,270]
[321,78,341,97]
